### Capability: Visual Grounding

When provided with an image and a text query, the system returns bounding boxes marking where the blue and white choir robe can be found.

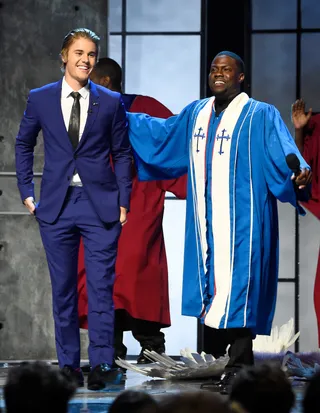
[127,93,309,335]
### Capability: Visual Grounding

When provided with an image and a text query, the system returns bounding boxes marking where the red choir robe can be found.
[77,95,187,329]
[301,114,320,345]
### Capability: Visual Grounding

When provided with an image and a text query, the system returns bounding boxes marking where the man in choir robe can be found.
[127,51,311,388]
[292,99,320,345]
[77,58,187,364]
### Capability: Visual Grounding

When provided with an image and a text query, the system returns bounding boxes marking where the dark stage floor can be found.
[0,362,307,412]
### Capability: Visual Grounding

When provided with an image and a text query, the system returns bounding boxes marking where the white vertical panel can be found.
[299,211,320,351]
[122,0,201,357]
[278,203,295,280]
[301,0,320,28]
[108,35,122,65]
[252,0,297,30]
[273,282,295,329]
[109,0,122,32]
[251,34,296,129]
[269,282,295,352]
[126,35,200,113]
[124,200,198,355]
[162,200,197,354]
[126,0,201,32]
[301,34,320,112]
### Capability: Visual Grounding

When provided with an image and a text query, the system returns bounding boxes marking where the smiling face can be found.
[61,37,98,90]
[208,55,244,99]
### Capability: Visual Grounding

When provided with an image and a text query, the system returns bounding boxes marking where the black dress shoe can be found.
[112,359,127,374]
[82,362,126,375]
[61,365,84,387]
[87,364,124,391]
[137,346,165,364]
[200,369,238,394]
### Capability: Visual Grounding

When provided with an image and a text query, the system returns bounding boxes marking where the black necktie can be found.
[68,91,81,150]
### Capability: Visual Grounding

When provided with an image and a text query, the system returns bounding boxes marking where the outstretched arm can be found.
[127,101,196,181]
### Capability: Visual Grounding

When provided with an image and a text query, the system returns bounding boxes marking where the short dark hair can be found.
[229,363,295,413]
[60,28,100,71]
[109,390,159,413]
[159,391,231,413]
[214,51,245,74]
[4,362,76,413]
[92,57,122,89]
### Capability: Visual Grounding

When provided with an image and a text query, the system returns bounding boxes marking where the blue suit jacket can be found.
[15,79,132,224]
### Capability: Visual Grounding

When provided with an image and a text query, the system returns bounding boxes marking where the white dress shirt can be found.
[61,77,90,186]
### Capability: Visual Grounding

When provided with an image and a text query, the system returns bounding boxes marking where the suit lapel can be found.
[76,81,100,151]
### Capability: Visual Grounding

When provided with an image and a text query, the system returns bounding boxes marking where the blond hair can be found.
[60,28,100,71]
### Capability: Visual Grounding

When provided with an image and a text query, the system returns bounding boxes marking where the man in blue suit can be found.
[15,28,132,391]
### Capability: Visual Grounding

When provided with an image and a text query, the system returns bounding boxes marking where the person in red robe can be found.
[78,58,187,364]
[292,99,320,345]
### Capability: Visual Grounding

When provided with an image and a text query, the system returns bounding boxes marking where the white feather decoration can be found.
[253,318,300,353]
[115,319,300,380]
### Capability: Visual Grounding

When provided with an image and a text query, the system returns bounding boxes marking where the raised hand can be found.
[291,99,312,130]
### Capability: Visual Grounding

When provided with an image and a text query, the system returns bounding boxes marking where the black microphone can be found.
[286,153,300,177]
[286,153,311,201]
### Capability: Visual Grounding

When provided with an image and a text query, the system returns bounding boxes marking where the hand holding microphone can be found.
[286,153,312,190]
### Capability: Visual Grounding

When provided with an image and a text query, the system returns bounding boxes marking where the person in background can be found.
[109,390,159,413]
[229,363,295,413]
[4,362,76,413]
[292,99,320,345]
[78,58,187,365]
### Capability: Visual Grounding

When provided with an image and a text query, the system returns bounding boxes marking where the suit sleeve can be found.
[263,105,310,215]
[15,91,41,202]
[111,95,132,210]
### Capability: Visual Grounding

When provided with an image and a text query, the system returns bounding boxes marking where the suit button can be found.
[67,176,70,181]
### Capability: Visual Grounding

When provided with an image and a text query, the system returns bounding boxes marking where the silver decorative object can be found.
[115,349,229,380]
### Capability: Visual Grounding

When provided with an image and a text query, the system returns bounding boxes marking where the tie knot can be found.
[70,91,80,100]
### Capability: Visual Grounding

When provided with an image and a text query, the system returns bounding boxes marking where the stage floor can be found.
[0,363,306,412]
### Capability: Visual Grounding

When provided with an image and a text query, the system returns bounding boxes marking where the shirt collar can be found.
[62,77,90,100]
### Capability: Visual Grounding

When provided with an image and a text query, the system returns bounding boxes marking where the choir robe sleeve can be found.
[130,95,188,198]
[127,102,196,181]
[263,105,310,215]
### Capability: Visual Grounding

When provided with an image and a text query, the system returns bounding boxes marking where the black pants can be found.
[203,326,254,368]
[114,310,165,359]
